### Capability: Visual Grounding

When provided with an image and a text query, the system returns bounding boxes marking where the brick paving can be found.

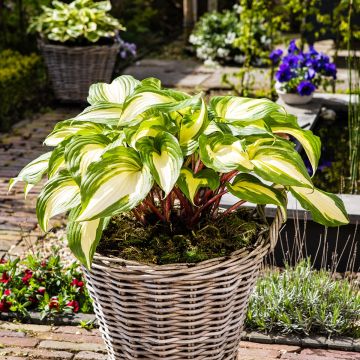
[0,105,359,358]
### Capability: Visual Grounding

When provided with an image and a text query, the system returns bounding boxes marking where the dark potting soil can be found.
[302,109,354,193]
[98,209,268,265]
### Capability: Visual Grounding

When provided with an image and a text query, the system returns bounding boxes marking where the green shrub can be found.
[246,259,360,337]
[0,49,47,131]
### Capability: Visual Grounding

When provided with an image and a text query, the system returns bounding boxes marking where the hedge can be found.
[0,50,48,132]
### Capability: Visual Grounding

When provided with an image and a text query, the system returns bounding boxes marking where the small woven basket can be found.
[83,208,283,360]
[38,40,120,102]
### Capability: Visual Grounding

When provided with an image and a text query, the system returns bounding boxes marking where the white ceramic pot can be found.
[275,82,313,105]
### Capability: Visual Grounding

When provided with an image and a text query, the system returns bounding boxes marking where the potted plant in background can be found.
[271,39,337,105]
[28,0,134,102]
[10,75,348,359]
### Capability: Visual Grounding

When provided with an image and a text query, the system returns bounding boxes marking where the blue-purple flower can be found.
[323,62,337,79]
[297,81,316,96]
[305,68,316,80]
[288,39,299,54]
[269,49,283,64]
[283,54,303,68]
[275,64,294,82]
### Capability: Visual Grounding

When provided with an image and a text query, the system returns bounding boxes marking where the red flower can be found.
[29,296,37,304]
[0,258,6,264]
[66,300,79,313]
[49,297,59,310]
[41,260,47,268]
[4,289,11,296]
[38,287,46,294]
[0,272,10,284]
[21,269,33,285]
[71,279,84,288]
[0,300,11,312]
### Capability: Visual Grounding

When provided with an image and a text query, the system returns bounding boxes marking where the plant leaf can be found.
[87,75,140,105]
[136,132,183,196]
[289,187,349,226]
[36,171,81,231]
[77,146,153,221]
[177,168,219,204]
[227,173,287,219]
[75,103,123,124]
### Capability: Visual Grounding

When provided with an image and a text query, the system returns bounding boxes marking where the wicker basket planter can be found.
[38,40,120,102]
[83,209,283,360]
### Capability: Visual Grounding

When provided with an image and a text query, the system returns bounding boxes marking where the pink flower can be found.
[49,297,59,310]
[0,272,10,284]
[38,287,46,294]
[21,270,33,285]
[66,300,79,313]
[71,279,84,288]
[4,289,11,296]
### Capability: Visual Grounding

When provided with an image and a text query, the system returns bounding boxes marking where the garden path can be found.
[0,322,359,360]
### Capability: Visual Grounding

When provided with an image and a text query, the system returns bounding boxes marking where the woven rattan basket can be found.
[83,208,283,360]
[39,40,120,102]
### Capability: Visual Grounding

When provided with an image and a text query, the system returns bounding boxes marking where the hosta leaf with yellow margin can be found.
[227,174,287,219]
[199,133,254,173]
[9,152,52,192]
[77,146,153,221]
[289,187,349,227]
[64,134,111,184]
[48,141,68,178]
[44,120,109,146]
[136,132,183,196]
[36,171,81,231]
[67,205,109,269]
[177,168,219,204]
[210,96,285,122]
[87,75,140,105]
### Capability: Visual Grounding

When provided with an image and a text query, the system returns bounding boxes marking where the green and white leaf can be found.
[44,120,108,146]
[48,142,67,178]
[177,168,220,204]
[36,171,81,231]
[227,174,287,219]
[136,132,183,196]
[290,186,349,227]
[77,147,153,221]
[75,103,123,124]
[64,134,110,184]
[210,96,285,122]
[9,152,52,192]
[67,205,109,269]
[87,75,140,105]
[199,133,254,173]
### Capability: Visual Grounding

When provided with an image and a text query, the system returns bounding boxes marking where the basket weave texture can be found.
[39,40,120,102]
[84,208,283,360]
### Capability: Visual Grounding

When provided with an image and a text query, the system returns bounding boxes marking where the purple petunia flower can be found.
[297,81,316,96]
[308,45,319,56]
[269,49,283,64]
[305,68,316,80]
[288,39,299,54]
[324,62,337,79]
[283,54,303,69]
[275,64,294,82]
[314,53,330,71]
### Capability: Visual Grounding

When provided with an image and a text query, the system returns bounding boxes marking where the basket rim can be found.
[37,38,120,51]
[91,207,283,274]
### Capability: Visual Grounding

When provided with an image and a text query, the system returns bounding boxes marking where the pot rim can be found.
[37,37,120,51]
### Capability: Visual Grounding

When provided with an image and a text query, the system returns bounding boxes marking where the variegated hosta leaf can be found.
[74,103,123,125]
[67,205,109,269]
[177,168,220,204]
[36,171,81,231]
[44,120,108,146]
[199,133,254,173]
[77,147,153,221]
[178,98,208,155]
[136,132,183,196]
[269,122,321,175]
[87,75,140,105]
[251,146,313,188]
[9,152,52,192]
[227,174,287,219]
[64,134,111,184]
[48,142,68,178]
[290,186,349,226]
[210,96,285,122]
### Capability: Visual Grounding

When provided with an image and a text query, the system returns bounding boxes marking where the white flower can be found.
[189,34,201,45]
[217,48,230,58]
[204,59,219,67]
[233,4,243,14]
[225,32,236,44]
[234,55,246,64]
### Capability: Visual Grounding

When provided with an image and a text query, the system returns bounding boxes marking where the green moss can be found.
[98,209,268,265]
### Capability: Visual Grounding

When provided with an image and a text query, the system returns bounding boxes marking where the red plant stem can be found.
[194,158,205,174]
[164,193,172,222]
[173,187,193,216]
[143,199,166,222]
[132,208,146,225]
[220,170,238,184]
[222,200,246,217]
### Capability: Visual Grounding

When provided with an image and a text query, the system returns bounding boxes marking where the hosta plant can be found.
[10,76,349,268]
[28,0,125,44]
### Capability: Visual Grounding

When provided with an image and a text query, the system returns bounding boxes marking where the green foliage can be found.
[0,49,48,132]
[28,0,124,44]
[0,251,92,319]
[247,259,360,337]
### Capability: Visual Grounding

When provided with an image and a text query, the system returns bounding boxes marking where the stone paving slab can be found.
[0,322,358,360]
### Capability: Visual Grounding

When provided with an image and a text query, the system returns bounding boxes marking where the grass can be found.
[246,259,360,338]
